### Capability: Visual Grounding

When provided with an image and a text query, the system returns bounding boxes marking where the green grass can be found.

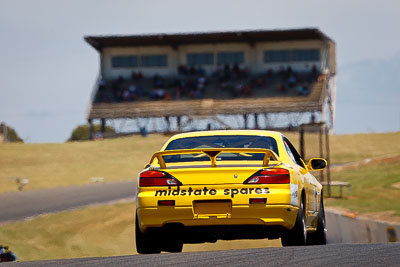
[0,201,279,262]
[0,134,170,193]
[0,202,136,261]
[284,131,400,164]
[325,161,400,216]
[1,131,399,193]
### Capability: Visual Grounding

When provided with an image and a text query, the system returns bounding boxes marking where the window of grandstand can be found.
[292,49,320,61]
[264,49,320,63]
[217,52,244,65]
[264,50,291,63]
[141,55,167,67]
[112,55,139,68]
[187,52,214,66]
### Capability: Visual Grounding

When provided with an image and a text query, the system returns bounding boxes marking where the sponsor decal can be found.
[290,183,299,206]
[155,186,269,198]
[314,186,318,212]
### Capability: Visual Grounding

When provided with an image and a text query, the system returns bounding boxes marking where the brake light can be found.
[244,168,290,184]
[158,200,175,206]
[139,170,182,187]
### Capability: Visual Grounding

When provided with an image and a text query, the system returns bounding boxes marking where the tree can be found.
[68,124,116,141]
[0,123,23,142]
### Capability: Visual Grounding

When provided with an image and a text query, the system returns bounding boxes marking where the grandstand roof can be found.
[85,28,333,51]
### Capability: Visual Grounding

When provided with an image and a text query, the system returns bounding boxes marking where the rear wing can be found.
[149,148,281,169]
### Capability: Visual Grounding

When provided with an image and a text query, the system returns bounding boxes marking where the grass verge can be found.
[1,131,399,193]
[325,160,400,217]
[0,202,279,262]
[0,134,169,193]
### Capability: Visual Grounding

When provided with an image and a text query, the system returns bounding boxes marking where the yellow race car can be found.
[135,130,327,253]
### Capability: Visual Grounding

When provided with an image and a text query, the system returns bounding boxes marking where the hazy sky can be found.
[1,0,399,142]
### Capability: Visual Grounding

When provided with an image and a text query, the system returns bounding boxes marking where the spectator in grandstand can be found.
[153,74,164,88]
[128,84,137,100]
[117,75,124,85]
[296,85,309,96]
[286,66,293,76]
[189,66,196,75]
[164,91,172,100]
[266,68,274,79]
[131,71,143,81]
[123,87,130,101]
[175,87,181,98]
[194,88,202,99]
[197,75,207,90]
[223,64,231,81]
[197,66,206,76]
[254,76,266,89]
[98,77,106,91]
[215,64,224,79]
[178,65,188,75]
[276,82,287,92]
[288,75,296,88]
[233,83,244,97]
[233,63,240,78]
[311,65,319,80]
[150,87,166,100]
[242,84,252,96]
[278,66,286,77]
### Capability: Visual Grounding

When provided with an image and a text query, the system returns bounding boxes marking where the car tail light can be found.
[158,200,175,206]
[244,168,290,184]
[139,170,182,187]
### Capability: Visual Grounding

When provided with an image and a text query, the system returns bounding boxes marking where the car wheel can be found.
[161,225,183,253]
[281,195,307,246]
[163,241,183,253]
[307,196,327,245]
[135,214,161,254]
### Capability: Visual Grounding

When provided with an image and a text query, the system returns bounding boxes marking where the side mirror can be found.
[308,158,327,171]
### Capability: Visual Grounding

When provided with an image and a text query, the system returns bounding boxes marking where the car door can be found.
[282,137,316,226]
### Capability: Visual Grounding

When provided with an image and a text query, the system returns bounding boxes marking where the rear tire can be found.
[281,195,307,246]
[135,214,161,254]
[163,241,183,253]
[307,196,327,245]
[160,225,183,253]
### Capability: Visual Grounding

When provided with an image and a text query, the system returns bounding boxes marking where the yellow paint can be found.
[137,130,325,236]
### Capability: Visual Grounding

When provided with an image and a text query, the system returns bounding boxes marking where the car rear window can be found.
[163,135,279,163]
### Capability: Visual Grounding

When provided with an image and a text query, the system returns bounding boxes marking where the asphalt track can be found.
[0,181,136,223]
[7,243,400,266]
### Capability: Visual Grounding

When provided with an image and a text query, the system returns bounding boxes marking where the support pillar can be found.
[325,124,331,197]
[101,118,106,133]
[299,126,305,160]
[177,116,181,132]
[165,116,170,132]
[254,113,259,129]
[319,124,325,182]
[88,119,94,140]
[243,114,249,129]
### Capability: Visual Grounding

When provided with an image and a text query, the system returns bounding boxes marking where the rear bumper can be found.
[137,184,298,232]
[137,204,298,232]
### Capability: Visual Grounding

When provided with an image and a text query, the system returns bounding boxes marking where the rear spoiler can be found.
[149,148,280,169]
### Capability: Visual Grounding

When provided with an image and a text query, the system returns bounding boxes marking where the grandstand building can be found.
[85,28,336,137]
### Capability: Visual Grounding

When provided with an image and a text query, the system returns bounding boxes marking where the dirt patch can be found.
[326,206,400,224]
[392,182,400,190]
[360,211,400,224]
[331,154,400,173]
